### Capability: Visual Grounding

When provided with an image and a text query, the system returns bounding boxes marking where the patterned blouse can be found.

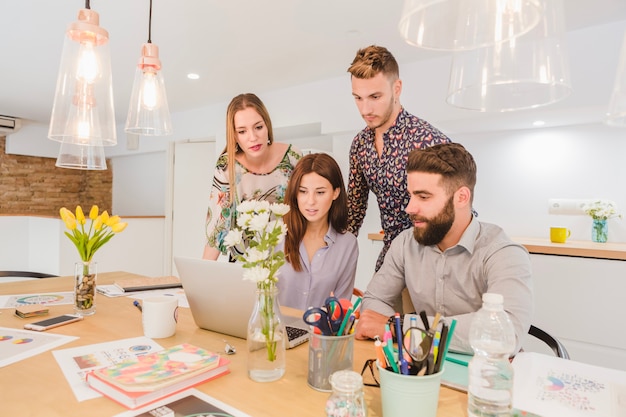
[205,144,302,257]
[347,108,451,271]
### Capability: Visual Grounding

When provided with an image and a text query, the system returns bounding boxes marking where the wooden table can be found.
[0,272,467,416]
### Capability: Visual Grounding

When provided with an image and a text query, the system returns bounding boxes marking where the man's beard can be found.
[412,195,455,246]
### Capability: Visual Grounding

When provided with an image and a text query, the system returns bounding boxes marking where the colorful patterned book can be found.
[87,343,229,409]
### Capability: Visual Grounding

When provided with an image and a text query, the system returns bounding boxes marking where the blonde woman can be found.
[203,93,301,261]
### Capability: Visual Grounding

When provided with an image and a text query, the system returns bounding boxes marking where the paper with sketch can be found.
[52,336,163,402]
[0,291,74,308]
[0,327,77,367]
[113,388,253,417]
[512,352,626,417]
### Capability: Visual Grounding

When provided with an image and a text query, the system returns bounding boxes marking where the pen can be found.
[133,300,142,313]
[394,313,409,375]
[419,310,430,331]
[434,323,448,373]
[337,306,353,336]
[383,323,393,343]
[432,330,441,363]
[352,296,362,316]
[375,338,388,368]
[382,340,399,373]
[443,319,457,359]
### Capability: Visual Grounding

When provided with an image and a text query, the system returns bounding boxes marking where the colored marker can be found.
[395,313,409,375]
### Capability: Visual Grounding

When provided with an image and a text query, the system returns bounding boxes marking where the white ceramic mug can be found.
[142,296,178,338]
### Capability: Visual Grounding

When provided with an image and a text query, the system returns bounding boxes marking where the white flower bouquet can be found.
[582,200,620,220]
[224,200,290,289]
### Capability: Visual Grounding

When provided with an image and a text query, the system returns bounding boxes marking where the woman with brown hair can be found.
[278,153,358,310]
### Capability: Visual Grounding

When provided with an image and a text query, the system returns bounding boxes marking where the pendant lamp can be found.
[605,31,626,127]
[48,1,116,148]
[398,0,544,51]
[125,0,172,136]
[446,0,571,112]
[55,141,107,170]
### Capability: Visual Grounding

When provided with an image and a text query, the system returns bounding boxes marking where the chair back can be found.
[528,325,570,359]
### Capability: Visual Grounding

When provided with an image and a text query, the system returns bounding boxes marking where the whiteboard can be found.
[168,139,216,275]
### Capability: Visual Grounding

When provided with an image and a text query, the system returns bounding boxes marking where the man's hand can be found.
[354,309,389,340]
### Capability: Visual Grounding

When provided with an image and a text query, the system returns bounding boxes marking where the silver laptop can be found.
[174,256,309,349]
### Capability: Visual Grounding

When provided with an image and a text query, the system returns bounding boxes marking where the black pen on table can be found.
[133,300,143,313]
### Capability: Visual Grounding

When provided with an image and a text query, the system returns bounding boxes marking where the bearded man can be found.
[354,143,533,354]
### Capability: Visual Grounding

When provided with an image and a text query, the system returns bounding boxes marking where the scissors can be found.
[302,296,346,335]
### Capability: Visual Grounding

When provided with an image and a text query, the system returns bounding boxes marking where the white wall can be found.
[111,151,168,216]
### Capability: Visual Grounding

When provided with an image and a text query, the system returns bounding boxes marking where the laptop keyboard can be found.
[286,326,308,341]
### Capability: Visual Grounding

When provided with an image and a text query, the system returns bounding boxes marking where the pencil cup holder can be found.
[377,360,443,417]
[307,331,354,392]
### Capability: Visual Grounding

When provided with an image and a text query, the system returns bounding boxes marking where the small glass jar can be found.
[325,370,367,417]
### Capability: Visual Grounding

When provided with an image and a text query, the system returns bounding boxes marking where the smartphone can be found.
[24,314,83,331]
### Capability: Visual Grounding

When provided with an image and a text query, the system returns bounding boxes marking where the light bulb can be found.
[76,42,100,84]
[140,71,159,109]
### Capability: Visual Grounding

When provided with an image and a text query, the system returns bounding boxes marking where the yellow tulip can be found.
[100,211,110,226]
[106,215,121,227]
[60,208,77,230]
[75,205,86,225]
[111,222,128,233]
[89,205,99,220]
[93,216,103,231]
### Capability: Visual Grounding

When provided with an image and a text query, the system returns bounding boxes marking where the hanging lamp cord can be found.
[147,0,153,43]
[85,0,90,9]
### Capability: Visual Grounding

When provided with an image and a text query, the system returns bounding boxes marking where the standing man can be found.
[347,45,451,272]
[354,143,533,353]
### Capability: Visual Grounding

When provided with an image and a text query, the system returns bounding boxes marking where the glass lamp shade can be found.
[398,0,543,51]
[55,141,107,170]
[446,0,572,112]
[48,9,116,146]
[125,43,173,136]
[605,32,626,127]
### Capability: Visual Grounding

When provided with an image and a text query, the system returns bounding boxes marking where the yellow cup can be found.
[550,227,571,243]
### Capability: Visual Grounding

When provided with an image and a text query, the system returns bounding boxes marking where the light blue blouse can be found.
[277,224,358,310]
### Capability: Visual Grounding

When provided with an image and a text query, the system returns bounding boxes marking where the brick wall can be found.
[0,136,112,216]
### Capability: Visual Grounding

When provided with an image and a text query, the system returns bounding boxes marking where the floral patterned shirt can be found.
[205,144,302,257]
[347,108,451,271]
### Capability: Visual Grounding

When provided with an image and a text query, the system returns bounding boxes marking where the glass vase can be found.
[74,261,97,316]
[592,219,608,243]
[247,286,286,382]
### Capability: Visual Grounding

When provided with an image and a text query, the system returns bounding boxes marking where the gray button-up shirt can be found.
[277,225,358,310]
[362,216,533,353]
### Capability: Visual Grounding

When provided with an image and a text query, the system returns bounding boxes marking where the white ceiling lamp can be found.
[446,0,572,112]
[48,0,116,167]
[125,0,172,136]
[398,0,544,51]
[605,31,626,127]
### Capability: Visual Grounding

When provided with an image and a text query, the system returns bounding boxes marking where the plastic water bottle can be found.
[325,370,367,417]
[467,293,516,417]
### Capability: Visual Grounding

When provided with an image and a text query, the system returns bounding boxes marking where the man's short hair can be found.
[407,143,476,201]
[347,45,399,80]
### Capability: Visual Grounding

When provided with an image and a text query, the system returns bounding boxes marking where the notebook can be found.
[174,256,309,349]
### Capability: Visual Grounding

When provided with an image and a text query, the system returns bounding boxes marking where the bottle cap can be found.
[482,293,504,304]
[329,370,363,392]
